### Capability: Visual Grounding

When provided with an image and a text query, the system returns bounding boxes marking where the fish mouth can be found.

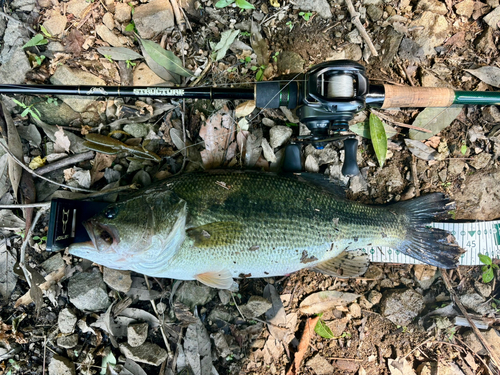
[83,219,120,253]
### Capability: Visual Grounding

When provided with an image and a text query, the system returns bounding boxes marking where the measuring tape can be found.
[369,220,500,266]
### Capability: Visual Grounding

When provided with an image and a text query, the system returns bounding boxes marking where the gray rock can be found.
[133,0,175,39]
[50,65,106,112]
[0,46,30,85]
[484,7,500,29]
[349,173,368,194]
[470,153,492,170]
[219,290,231,305]
[58,308,77,334]
[367,290,382,305]
[277,51,304,75]
[346,29,362,44]
[474,280,492,298]
[270,126,293,149]
[455,0,475,17]
[306,354,334,375]
[293,0,332,18]
[380,27,404,67]
[103,12,115,30]
[239,296,272,318]
[208,307,234,323]
[48,355,76,375]
[364,265,384,279]
[67,0,88,18]
[11,0,35,11]
[409,11,449,56]
[399,37,425,63]
[448,159,465,175]
[475,27,496,54]
[96,24,128,47]
[459,292,494,315]
[127,322,148,347]
[344,44,363,61]
[176,281,217,308]
[484,329,500,360]
[119,342,168,366]
[42,253,65,274]
[115,2,132,23]
[415,0,447,15]
[43,10,67,37]
[380,289,425,326]
[57,334,79,349]
[413,264,438,290]
[0,245,17,301]
[366,4,383,21]
[349,303,362,318]
[103,267,132,293]
[68,270,111,312]
[462,330,484,353]
[123,123,150,138]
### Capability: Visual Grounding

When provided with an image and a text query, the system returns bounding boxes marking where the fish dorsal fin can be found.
[313,250,370,278]
[195,269,234,289]
[290,172,347,198]
[186,222,243,247]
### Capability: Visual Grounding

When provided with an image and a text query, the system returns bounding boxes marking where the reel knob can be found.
[342,138,360,177]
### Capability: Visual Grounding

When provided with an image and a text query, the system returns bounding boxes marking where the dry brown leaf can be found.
[286,316,320,375]
[64,28,85,55]
[299,291,360,314]
[54,126,71,153]
[64,168,75,181]
[251,23,269,67]
[15,265,65,307]
[235,100,256,118]
[90,153,116,185]
[2,102,23,201]
[199,106,236,169]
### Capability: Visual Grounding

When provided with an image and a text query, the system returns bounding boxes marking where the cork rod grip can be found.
[382,85,455,108]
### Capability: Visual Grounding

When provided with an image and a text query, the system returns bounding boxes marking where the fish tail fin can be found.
[395,193,465,268]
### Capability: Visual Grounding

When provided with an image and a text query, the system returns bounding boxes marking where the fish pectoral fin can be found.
[186,222,243,247]
[313,250,370,278]
[195,269,234,290]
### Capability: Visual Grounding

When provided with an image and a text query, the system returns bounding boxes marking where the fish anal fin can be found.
[187,222,243,248]
[195,269,234,290]
[313,250,370,278]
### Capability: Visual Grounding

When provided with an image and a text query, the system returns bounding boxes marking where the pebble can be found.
[306,354,335,375]
[366,4,383,21]
[67,269,111,312]
[415,0,447,15]
[96,24,127,47]
[133,0,175,39]
[48,355,75,375]
[103,12,115,30]
[262,118,275,127]
[176,281,217,308]
[413,265,438,290]
[367,290,382,305]
[133,63,169,86]
[455,0,475,17]
[240,296,272,318]
[58,308,77,334]
[103,267,132,293]
[470,153,492,169]
[380,288,425,326]
[127,322,148,347]
[459,292,494,315]
[57,334,79,349]
[474,280,492,298]
[364,265,384,279]
[66,0,88,18]
[11,0,35,12]
[484,7,500,30]
[305,154,320,173]
[42,10,67,37]
[293,0,332,18]
[115,2,132,23]
[447,159,466,175]
[119,342,168,366]
[269,126,293,149]
[408,11,448,56]
[349,303,362,318]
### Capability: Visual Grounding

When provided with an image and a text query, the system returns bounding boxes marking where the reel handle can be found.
[342,138,360,177]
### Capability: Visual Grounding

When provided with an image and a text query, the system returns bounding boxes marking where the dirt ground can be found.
[0,0,500,374]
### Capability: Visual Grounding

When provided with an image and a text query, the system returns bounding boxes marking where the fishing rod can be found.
[1,60,499,176]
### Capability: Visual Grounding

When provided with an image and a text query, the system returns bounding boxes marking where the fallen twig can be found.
[411,155,420,197]
[370,109,433,133]
[35,151,95,176]
[441,270,500,371]
[0,202,51,209]
[286,316,320,375]
[169,0,186,32]
[344,0,378,57]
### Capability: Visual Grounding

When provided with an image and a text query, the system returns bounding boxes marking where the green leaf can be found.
[256,68,264,81]
[409,106,463,141]
[21,108,30,117]
[23,34,48,48]
[12,99,26,108]
[101,351,117,375]
[350,121,397,139]
[213,29,240,61]
[479,253,492,266]
[314,319,335,339]
[215,0,234,7]
[369,113,387,168]
[97,46,142,61]
[483,267,494,283]
[140,39,193,77]
[235,0,255,9]
[124,23,135,32]
[460,143,467,155]
[40,25,52,38]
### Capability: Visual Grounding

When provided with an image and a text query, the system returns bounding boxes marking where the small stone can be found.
[305,154,319,173]
[127,322,148,347]
[413,264,438,290]
[208,307,234,323]
[306,354,334,375]
[358,295,373,309]
[277,51,304,75]
[463,330,484,353]
[0,245,17,301]
[448,159,465,175]
[344,44,363,61]
[103,12,115,30]
[48,355,76,375]
[455,0,475,17]
[176,281,217,308]
[240,296,272,318]
[57,334,79,349]
[470,153,492,170]
[11,0,35,12]
[367,290,382,305]
[219,290,231,305]
[484,7,500,30]
[327,318,347,337]
[133,0,175,39]
[293,0,332,18]
[364,265,384,279]
[96,24,127,47]
[42,253,64,274]
[269,126,293,149]
[346,29,362,44]
[380,27,404,67]
[58,308,77,334]
[409,11,449,56]
[349,303,362,318]
[366,4,383,21]
[68,269,111,312]
[67,0,89,18]
[483,329,500,360]
[262,118,275,127]
[42,10,67,37]
[474,280,492,298]
[460,292,494,315]
[415,0,448,15]
[119,342,168,366]
[115,2,132,23]
[380,289,425,326]
[399,37,425,63]
[133,62,169,86]
[261,138,277,163]
[103,267,132,293]
[123,123,150,138]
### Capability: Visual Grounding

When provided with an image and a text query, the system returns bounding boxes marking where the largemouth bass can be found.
[69,171,464,289]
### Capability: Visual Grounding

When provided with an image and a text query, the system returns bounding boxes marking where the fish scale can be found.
[69,171,464,288]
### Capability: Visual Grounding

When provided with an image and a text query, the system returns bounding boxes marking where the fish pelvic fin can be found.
[186,222,243,247]
[395,193,465,268]
[195,269,234,289]
[313,250,370,278]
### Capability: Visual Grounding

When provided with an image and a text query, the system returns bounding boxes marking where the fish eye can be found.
[104,207,118,219]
